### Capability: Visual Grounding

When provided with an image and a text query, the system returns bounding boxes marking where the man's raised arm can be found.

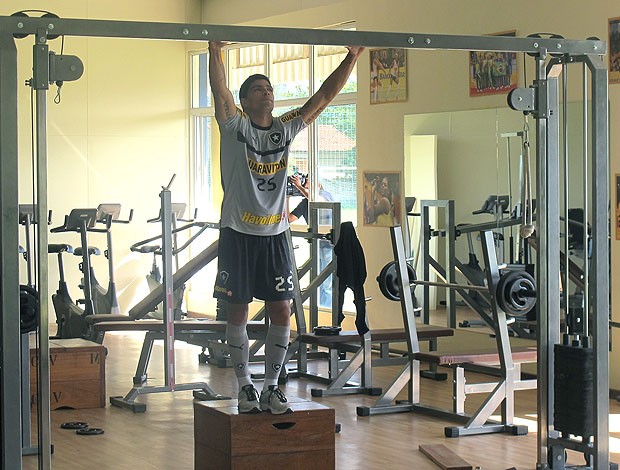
[209,41,238,123]
[300,46,365,125]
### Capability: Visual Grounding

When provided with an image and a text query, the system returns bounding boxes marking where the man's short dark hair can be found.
[239,74,271,99]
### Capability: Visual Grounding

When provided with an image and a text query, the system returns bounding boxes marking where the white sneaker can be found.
[237,384,261,414]
[259,386,292,415]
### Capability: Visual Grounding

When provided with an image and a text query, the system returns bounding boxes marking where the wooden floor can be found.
[22,328,620,470]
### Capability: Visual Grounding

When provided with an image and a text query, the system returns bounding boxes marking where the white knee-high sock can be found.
[263,324,290,390]
[226,323,252,389]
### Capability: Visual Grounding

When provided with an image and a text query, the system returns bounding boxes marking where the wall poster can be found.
[370,48,407,104]
[609,17,620,84]
[363,171,402,227]
[469,30,518,97]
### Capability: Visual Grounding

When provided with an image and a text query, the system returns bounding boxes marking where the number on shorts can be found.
[275,274,294,292]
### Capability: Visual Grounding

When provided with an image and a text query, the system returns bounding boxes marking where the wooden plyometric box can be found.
[194,399,335,470]
[30,338,106,410]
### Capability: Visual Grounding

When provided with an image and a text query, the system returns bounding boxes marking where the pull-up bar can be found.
[0,15,606,55]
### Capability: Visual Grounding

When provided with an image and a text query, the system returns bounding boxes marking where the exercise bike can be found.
[82,203,133,315]
[49,208,102,338]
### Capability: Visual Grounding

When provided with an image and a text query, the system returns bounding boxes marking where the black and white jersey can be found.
[218,108,306,236]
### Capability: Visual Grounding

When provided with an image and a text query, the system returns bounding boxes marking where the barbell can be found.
[376,261,536,319]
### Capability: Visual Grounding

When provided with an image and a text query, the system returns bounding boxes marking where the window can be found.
[316,104,357,220]
[271,45,310,101]
[228,45,266,101]
[189,35,358,224]
[188,29,358,313]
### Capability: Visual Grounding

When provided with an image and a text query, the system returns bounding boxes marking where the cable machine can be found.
[508,49,609,468]
[0,16,609,470]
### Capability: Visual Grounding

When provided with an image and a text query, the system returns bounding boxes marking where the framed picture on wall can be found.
[370,48,407,104]
[469,31,518,97]
[609,17,620,84]
[363,171,402,227]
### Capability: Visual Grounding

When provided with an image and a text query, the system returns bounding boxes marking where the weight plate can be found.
[76,427,104,436]
[61,422,89,430]
[376,261,416,301]
[496,271,536,318]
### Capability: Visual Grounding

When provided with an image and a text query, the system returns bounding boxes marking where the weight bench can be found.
[356,226,539,438]
[294,325,454,397]
[414,345,537,367]
[92,319,267,412]
[417,345,537,437]
[358,345,537,437]
[93,319,267,384]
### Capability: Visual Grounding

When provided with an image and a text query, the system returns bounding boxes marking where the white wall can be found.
[2,0,201,320]
[406,103,591,265]
[405,108,536,264]
[405,135,438,307]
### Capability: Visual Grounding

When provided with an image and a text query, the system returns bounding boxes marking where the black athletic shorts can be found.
[213,227,295,304]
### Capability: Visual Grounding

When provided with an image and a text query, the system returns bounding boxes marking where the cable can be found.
[520,116,535,239]
[28,79,43,468]
[29,88,38,286]
[53,36,66,104]
[494,111,502,260]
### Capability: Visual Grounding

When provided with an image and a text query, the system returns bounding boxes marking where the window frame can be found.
[189,37,358,216]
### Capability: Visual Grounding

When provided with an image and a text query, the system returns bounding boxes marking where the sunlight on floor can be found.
[511,413,620,453]
[491,414,538,433]
[609,414,620,433]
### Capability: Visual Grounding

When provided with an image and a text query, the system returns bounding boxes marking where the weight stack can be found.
[553,343,594,438]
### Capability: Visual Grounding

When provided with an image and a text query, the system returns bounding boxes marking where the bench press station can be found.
[283,211,456,397]
[85,181,241,411]
[89,196,337,412]
[357,227,537,438]
[278,207,455,397]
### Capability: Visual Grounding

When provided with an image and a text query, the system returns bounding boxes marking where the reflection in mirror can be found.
[404,102,589,329]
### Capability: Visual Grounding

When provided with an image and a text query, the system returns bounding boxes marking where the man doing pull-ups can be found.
[209,41,364,414]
